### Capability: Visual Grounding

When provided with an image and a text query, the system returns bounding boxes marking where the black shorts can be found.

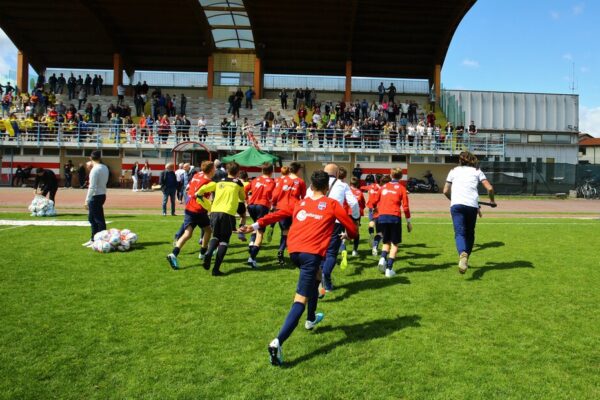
[237,202,246,216]
[209,212,236,243]
[248,204,270,230]
[379,221,402,245]
[183,209,210,230]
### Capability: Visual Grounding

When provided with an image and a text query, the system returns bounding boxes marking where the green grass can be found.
[0,214,599,399]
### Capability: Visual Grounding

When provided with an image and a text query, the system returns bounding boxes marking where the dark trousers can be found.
[64,173,72,188]
[162,188,176,215]
[246,99,252,109]
[321,223,344,289]
[450,204,478,255]
[42,186,58,203]
[88,194,106,240]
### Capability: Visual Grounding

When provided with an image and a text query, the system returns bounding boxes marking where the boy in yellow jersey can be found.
[196,161,246,276]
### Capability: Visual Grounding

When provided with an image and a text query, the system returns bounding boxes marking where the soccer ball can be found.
[109,233,121,247]
[94,230,108,241]
[125,232,138,244]
[108,228,121,236]
[120,229,131,240]
[93,240,112,253]
[117,240,131,252]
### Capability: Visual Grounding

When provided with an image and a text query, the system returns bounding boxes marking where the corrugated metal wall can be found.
[445,90,579,133]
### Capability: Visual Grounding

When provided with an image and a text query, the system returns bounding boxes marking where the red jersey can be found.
[185,172,211,213]
[246,175,275,208]
[370,181,411,219]
[362,183,380,209]
[350,187,366,216]
[272,175,306,212]
[257,196,358,257]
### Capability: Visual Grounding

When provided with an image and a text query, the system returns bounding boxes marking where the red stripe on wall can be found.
[1,161,60,169]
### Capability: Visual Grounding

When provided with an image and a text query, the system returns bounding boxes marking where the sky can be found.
[0,0,598,136]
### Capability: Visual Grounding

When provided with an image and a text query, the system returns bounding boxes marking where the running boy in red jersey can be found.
[348,176,366,256]
[241,170,358,366]
[245,163,276,268]
[167,161,215,269]
[271,161,306,266]
[370,168,412,277]
[361,174,382,254]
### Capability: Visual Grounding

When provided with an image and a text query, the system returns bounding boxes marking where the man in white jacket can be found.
[82,151,109,247]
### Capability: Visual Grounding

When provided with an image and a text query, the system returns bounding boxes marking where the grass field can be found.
[0,213,599,399]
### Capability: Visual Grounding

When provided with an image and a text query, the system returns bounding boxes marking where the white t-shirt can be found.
[446,166,487,208]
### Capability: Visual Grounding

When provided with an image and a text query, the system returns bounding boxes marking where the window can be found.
[23,148,41,155]
[542,134,557,144]
[356,155,370,162]
[43,148,60,156]
[528,135,542,143]
[546,158,555,163]
[214,72,254,86]
[411,155,425,163]
[278,153,294,161]
[66,148,83,156]
[142,150,160,158]
[199,0,255,49]
[556,135,571,144]
[316,154,333,162]
[124,149,141,157]
[103,149,120,157]
[163,150,173,159]
[526,158,532,163]
[296,153,314,161]
[391,155,407,162]
[373,155,389,163]
[580,147,587,155]
[514,157,521,162]
[504,133,521,143]
[333,155,350,162]
[536,158,543,164]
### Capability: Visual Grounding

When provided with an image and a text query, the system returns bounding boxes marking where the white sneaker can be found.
[268,338,283,366]
[352,250,358,257]
[247,257,258,269]
[372,247,378,256]
[385,269,397,278]
[198,252,205,260]
[459,252,469,274]
[82,240,94,247]
[378,257,386,273]
[304,312,324,330]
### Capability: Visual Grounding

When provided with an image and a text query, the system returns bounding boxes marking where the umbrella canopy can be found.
[221,147,279,167]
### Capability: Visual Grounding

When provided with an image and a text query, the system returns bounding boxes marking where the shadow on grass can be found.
[284,314,421,367]
[224,262,282,275]
[473,241,505,253]
[324,276,410,303]
[402,251,440,260]
[396,262,455,274]
[468,260,534,281]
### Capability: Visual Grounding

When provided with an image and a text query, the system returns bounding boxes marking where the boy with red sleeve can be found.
[167,161,215,269]
[371,168,413,277]
[245,163,276,268]
[362,175,382,253]
[349,177,366,256]
[242,170,357,366]
[270,162,306,266]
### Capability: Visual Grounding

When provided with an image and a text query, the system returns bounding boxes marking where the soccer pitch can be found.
[0,214,598,399]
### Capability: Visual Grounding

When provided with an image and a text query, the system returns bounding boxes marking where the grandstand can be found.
[0,0,581,193]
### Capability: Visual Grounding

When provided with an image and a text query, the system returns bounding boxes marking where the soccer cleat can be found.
[82,240,94,247]
[459,252,469,274]
[378,257,386,273]
[238,232,246,242]
[340,250,348,271]
[265,226,274,243]
[352,250,358,257]
[268,338,283,366]
[372,247,378,256]
[385,268,397,278]
[305,313,325,330]
[247,257,258,269]
[202,256,211,271]
[166,253,179,270]
[277,251,285,267]
[211,269,224,276]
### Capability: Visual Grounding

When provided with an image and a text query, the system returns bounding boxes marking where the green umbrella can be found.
[221,147,279,167]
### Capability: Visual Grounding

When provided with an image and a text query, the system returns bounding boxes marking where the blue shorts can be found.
[379,221,402,245]
[248,204,270,231]
[279,216,293,231]
[290,252,323,297]
[183,209,210,230]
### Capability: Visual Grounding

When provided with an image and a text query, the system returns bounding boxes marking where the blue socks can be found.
[381,250,388,260]
[353,234,360,252]
[279,235,288,252]
[307,281,320,322]
[249,245,260,260]
[172,246,180,256]
[368,226,374,235]
[373,234,381,248]
[277,302,305,344]
[386,258,395,270]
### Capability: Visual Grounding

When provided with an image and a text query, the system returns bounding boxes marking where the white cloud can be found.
[0,28,18,78]
[461,59,480,68]
[562,53,573,61]
[580,106,600,136]
[550,10,560,20]
[573,3,584,15]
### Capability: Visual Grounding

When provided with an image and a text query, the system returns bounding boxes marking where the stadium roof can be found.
[0,0,476,80]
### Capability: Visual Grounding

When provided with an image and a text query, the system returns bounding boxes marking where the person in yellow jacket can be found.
[196,161,246,276]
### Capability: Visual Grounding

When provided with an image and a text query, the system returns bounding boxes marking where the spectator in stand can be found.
[468,120,478,135]
[93,104,102,123]
[67,74,76,100]
[77,86,87,110]
[96,76,103,95]
[12,165,23,187]
[245,86,255,109]
[292,88,298,109]
[117,84,126,107]
[279,88,288,109]
[297,104,307,122]
[132,161,140,191]
[197,115,208,141]
[57,74,66,94]
[92,75,99,95]
[227,92,235,115]
[34,167,58,203]
[180,93,187,115]
[171,95,177,116]
[305,87,311,108]
[377,82,385,103]
[427,110,436,127]
[64,160,74,188]
[182,114,191,141]
[388,83,397,103]
[84,74,92,94]
[264,107,275,126]
[48,74,57,93]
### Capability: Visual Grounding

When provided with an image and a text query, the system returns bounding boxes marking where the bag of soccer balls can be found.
[90,228,138,253]
[28,194,57,217]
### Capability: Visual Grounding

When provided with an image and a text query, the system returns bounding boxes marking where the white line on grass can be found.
[0,225,25,232]
[0,220,113,227]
